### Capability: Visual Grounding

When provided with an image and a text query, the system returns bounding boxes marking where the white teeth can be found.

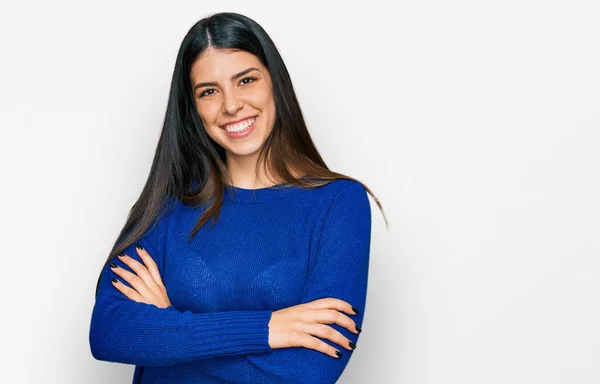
[225,117,256,133]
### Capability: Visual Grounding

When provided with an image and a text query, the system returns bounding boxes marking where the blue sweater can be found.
[89,178,372,383]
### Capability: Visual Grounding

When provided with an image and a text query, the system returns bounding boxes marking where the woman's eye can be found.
[198,89,215,98]
[240,76,257,85]
[198,77,257,99]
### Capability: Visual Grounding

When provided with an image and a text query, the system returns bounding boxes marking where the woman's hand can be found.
[110,243,172,309]
[268,298,361,358]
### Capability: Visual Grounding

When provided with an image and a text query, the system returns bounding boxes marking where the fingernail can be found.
[117,252,124,257]
[111,278,119,283]
[136,243,144,250]
[110,262,118,269]
[356,325,362,333]
[349,341,356,349]
[352,306,360,314]
[335,350,342,358]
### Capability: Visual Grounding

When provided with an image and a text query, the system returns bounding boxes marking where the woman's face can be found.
[190,47,276,161]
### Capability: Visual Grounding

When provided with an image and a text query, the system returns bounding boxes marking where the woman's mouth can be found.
[223,116,257,138]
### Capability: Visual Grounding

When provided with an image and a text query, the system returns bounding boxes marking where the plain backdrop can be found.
[1,0,599,383]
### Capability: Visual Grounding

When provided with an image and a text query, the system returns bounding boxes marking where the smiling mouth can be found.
[221,116,257,133]
[219,115,257,128]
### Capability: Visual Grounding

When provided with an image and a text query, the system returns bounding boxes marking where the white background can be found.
[1,0,598,383]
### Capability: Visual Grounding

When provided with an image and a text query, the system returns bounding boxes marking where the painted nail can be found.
[117,252,124,257]
[356,325,362,333]
[110,262,118,269]
[349,341,356,349]
[351,306,360,315]
[136,243,144,250]
[111,278,119,283]
[335,350,342,358]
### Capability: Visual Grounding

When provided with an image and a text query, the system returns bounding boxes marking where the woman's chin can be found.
[225,144,264,159]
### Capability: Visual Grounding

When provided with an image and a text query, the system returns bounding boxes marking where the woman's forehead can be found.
[191,49,265,80]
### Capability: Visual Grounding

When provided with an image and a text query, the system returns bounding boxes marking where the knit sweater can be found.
[89,178,372,384]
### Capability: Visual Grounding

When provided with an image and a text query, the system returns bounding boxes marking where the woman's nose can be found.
[222,91,243,115]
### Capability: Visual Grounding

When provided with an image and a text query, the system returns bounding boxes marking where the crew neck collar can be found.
[224,176,312,203]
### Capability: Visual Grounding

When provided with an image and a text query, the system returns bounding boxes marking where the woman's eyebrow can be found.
[193,67,259,92]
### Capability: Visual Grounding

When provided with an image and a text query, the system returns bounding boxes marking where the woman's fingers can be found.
[111,277,145,303]
[304,297,359,317]
[309,308,360,335]
[116,252,158,291]
[268,297,362,358]
[110,245,173,309]
[301,298,360,335]
[301,322,356,352]
[110,260,153,298]
[135,244,165,287]
[294,331,343,359]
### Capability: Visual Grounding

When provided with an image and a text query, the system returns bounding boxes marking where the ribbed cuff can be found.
[173,308,274,358]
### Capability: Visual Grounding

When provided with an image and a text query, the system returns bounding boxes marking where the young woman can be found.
[89,12,387,383]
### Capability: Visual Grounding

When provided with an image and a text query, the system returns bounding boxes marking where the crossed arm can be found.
[90,182,372,383]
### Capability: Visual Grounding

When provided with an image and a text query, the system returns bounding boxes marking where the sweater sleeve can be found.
[191,181,372,383]
[89,201,274,367]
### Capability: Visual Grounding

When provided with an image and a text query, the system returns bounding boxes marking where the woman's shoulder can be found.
[311,178,367,199]
[303,178,369,216]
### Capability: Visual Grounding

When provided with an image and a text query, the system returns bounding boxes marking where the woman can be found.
[89,12,387,384]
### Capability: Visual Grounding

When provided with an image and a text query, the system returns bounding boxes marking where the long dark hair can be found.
[94,12,388,297]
